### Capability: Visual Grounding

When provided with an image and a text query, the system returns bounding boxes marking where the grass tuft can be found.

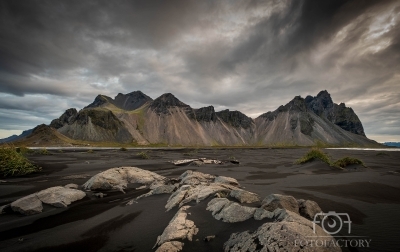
[333,157,365,168]
[0,145,41,177]
[137,151,149,159]
[39,148,51,155]
[87,149,94,153]
[376,152,389,156]
[295,148,366,169]
[120,147,127,151]
[295,148,331,165]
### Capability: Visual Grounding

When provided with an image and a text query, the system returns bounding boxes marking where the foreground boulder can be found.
[11,194,43,215]
[9,186,86,215]
[298,199,323,220]
[179,170,216,186]
[261,194,299,214]
[154,206,198,252]
[230,189,260,203]
[224,211,341,252]
[83,167,167,192]
[36,186,86,208]
[165,183,241,211]
[207,198,257,223]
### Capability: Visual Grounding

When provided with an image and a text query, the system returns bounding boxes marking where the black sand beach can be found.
[0,148,399,252]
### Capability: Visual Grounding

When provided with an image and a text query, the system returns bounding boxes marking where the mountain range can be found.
[5,90,380,147]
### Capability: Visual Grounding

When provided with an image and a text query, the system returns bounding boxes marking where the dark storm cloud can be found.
[0,0,399,141]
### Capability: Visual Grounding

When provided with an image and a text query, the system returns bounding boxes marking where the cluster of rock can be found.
[1,167,340,252]
[224,210,340,252]
[1,185,86,215]
[111,168,336,252]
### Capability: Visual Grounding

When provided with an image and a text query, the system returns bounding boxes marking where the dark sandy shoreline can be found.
[0,148,399,252]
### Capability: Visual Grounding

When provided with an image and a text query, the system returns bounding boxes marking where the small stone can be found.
[64,184,79,189]
[0,204,11,214]
[94,192,107,198]
[204,235,215,242]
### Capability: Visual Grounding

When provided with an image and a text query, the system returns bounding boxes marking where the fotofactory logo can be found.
[295,211,371,249]
[313,211,351,235]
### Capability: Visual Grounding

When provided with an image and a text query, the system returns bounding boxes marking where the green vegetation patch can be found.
[137,151,149,159]
[39,148,51,155]
[333,157,365,168]
[295,148,366,169]
[120,147,128,151]
[0,145,41,177]
[376,152,389,156]
[295,148,331,165]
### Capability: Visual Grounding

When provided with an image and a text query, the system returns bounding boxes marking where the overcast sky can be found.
[0,0,399,142]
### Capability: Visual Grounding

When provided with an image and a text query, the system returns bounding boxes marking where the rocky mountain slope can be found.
[11,124,77,146]
[12,90,380,147]
[0,129,33,143]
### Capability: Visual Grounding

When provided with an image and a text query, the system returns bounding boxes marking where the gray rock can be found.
[11,194,43,215]
[155,241,184,252]
[214,176,240,186]
[224,210,341,252]
[64,183,79,189]
[206,198,231,215]
[253,208,274,220]
[136,184,177,201]
[155,206,198,250]
[262,194,299,214]
[153,184,176,194]
[0,204,11,214]
[82,167,167,192]
[204,235,215,242]
[166,185,191,211]
[171,159,199,166]
[230,189,260,203]
[298,199,323,220]
[179,170,215,186]
[199,158,223,164]
[178,184,232,207]
[36,186,86,208]
[190,160,203,166]
[207,198,257,223]
[94,192,107,198]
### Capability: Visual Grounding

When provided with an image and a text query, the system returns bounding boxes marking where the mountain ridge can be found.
[4,90,380,147]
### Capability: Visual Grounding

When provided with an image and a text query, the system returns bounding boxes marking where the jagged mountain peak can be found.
[85,94,113,109]
[150,93,190,114]
[84,91,152,111]
[258,95,307,121]
[113,90,153,110]
[115,90,151,99]
[190,106,217,122]
[306,90,334,116]
[50,108,78,129]
[216,109,253,129]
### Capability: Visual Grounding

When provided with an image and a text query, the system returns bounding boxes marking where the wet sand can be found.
[0,148,399,252]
